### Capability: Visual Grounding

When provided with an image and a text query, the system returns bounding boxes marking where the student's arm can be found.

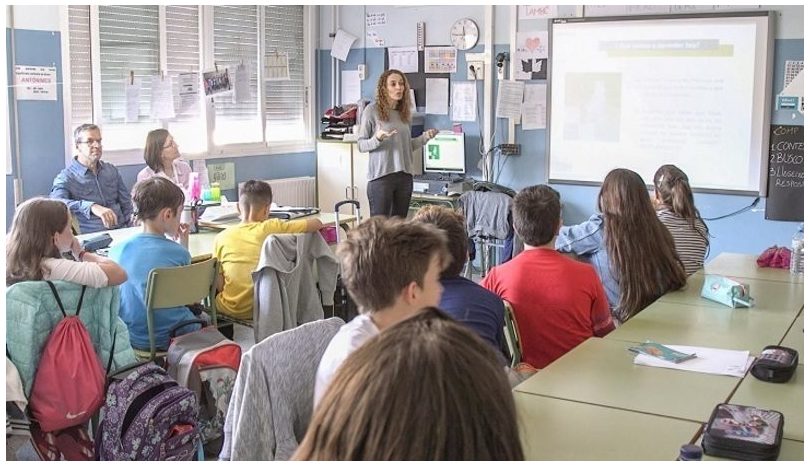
[303,217,324,232]
[215,269,225,293]
[555,214,604,256]
[589,270,615,337]
[81,252,128,286]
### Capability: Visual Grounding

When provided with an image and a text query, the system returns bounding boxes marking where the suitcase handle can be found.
[335,200,361,233]
[335,200,360,212]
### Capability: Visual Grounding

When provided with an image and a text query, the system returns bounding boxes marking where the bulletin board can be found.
[383,49,450,108]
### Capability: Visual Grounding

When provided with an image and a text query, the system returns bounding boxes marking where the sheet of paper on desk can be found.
[633,344,754,377]
[199,204,239,223]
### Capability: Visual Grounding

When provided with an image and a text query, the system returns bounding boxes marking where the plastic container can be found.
[789,224,804,275]
[210,183,221,201]
[677,444,703,460]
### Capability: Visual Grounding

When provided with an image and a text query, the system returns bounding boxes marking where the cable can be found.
[703,197,761,221]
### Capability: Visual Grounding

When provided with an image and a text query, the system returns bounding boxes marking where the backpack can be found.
[166,321,241,454]
[28,282,111,433]
[96,362,199,461]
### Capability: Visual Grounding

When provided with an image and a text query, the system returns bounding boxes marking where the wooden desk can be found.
[781,311,804,363]
[729,364,804,442]
[705,253,803,284]
[514,392,703,460]
[606,300,797,354]
[514,338,741,423]
[658,273,804,320]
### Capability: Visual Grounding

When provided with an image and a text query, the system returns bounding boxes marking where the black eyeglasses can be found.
[78,138,103,146]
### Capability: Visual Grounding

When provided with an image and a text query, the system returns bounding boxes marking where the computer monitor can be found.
[423,132,466,175]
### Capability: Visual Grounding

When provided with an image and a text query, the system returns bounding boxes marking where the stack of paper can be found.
[632,344,754,378]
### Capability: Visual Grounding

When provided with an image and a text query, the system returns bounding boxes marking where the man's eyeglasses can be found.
[78,139,102,146]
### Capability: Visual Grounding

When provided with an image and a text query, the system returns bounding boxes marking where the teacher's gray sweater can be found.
[357,102,429,181]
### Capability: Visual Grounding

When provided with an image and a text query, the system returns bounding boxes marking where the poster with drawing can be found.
[514,31,548,80]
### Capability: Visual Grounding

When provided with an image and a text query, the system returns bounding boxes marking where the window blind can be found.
[166,5,206,154]
[264,6,306,142]
[212,5,262,146]
[67,5,92,131]
[98,5,159,125]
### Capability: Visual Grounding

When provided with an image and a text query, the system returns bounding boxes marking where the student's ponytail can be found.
[654,164,709,244]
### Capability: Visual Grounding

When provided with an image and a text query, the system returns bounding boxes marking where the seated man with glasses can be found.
[50,123,134,234]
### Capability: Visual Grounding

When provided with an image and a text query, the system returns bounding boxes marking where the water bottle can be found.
[677,444,703,461]
[790,224,804,275]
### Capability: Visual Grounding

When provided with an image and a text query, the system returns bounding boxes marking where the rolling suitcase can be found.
[331,200,361,322]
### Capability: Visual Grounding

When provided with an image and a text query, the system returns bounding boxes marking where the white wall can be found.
[8,5,60,31]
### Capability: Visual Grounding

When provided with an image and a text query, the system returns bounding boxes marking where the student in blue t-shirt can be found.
[109,176,199,351]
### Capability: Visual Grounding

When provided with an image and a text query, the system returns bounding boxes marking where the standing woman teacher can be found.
[358,69,439,217]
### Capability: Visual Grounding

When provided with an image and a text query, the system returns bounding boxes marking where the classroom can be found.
[4,3,805,461]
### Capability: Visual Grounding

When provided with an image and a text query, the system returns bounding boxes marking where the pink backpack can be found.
[28,282,113,433]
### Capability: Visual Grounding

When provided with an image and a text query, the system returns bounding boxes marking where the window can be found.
[63,5,314,165]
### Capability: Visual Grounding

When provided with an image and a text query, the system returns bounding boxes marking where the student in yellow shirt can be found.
[213,180,323,319]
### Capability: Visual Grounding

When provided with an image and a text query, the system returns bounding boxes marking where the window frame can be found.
[60,5,315,167]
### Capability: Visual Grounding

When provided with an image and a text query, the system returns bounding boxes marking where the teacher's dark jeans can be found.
[367,171,413,218]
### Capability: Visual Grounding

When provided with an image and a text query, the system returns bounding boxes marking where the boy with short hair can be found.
[110,176,197,350]
[213,180,323,320]
[482,185,615,370]
[313,217,450,406]
[412,205,506,353]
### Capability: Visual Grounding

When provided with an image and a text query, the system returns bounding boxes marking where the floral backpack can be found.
[96,363,199,461]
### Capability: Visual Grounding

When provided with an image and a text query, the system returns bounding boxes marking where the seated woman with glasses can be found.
[137,129,205,194]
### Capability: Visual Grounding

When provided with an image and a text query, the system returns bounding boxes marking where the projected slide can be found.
[548,14,771,192]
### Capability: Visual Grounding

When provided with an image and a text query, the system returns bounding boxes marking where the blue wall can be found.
[6,28,315,230]
[319,40,804,259]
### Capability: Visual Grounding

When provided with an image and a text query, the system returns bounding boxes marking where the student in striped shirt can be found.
[652,164,709,275]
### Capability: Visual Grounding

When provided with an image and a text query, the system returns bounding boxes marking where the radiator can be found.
[239,176,316,207]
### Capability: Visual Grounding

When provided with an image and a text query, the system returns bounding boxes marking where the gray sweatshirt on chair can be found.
[251,232,339,343]
[220,317,344,461]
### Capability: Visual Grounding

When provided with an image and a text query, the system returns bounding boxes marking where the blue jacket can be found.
[6,280,138,396]
[555,213,620,312]
[50,157,134,234]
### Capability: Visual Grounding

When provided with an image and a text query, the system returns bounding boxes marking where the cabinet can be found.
[316,140,422,218]
[316,141,369,217]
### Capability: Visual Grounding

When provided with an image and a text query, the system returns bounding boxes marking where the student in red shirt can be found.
[482,185,614,369]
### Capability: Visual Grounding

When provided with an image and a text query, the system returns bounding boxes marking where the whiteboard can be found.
[547,12,774,194]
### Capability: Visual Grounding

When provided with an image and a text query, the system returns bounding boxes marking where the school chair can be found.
[70,215,81,235]
[502,300,523,368]
[139,257,219,361]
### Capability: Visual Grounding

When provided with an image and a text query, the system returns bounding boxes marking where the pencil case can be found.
[751,345,798,383]
[81,233,113,252]
[701,403,784,460]
[700,274,754,308]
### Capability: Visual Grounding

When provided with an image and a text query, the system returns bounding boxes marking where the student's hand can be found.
[175,223,190,248]
[91,204,118,228]
[70,237,83,259]
[424,128,439,139]
[375,128,397,142]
